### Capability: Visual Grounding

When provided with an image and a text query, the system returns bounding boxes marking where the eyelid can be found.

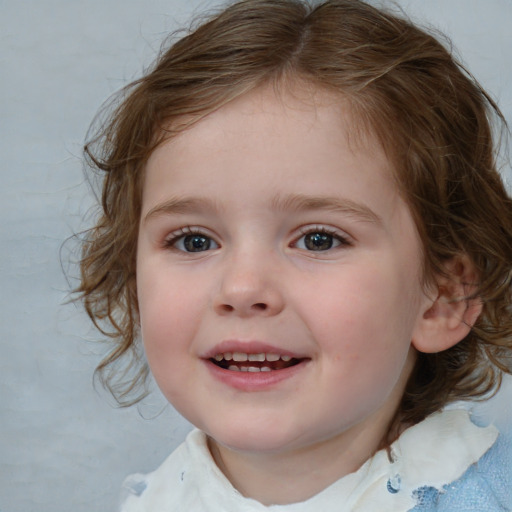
[163,226,220,251]
[160,224,352,253]
[291,225,353,249]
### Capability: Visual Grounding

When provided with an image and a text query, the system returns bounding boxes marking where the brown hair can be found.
[80,0,512,430]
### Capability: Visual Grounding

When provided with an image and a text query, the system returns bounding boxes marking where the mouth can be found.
[209,352,306,372]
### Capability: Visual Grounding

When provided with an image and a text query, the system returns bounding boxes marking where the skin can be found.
[136,84,458,505]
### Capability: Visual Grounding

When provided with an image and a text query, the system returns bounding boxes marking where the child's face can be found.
[137,85,431,458]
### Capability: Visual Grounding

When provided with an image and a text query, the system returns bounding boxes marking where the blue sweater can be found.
[411,431,512,511]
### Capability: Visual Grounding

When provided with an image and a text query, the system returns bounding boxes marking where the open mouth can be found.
[210,352,306,372]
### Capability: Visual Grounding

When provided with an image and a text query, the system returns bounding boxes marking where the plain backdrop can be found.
[1,1,511,511]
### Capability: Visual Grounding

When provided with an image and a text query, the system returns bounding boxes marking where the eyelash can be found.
[163,227,219,253]
[162,225,352,253]
[293,226,352,252]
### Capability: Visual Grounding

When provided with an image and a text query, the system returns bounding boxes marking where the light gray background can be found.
[1,1,511,511]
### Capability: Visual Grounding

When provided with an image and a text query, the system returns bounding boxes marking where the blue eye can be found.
[306,232,334,251]
[295,229,348,251]
[168,230,219,252]
[181,234,212,252]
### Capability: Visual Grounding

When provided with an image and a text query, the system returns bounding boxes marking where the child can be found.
[79,0,512,510]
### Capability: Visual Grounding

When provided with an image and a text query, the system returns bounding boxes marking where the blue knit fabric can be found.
[410,431,512,511]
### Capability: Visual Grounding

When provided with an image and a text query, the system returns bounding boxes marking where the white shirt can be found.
[120,409,497,512]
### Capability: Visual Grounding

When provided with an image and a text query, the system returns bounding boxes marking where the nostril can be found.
[215,301,272,315]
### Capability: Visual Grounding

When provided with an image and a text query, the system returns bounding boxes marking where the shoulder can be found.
[118,428,267,512]
[119,429,207,512]
[411,431,512,511]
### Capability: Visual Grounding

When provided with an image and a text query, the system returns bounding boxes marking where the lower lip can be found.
[203,359,308,391]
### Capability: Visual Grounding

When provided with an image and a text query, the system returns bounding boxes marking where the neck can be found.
[208,413,391,506]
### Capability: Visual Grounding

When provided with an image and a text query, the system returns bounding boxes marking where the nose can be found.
[213,252,285,318]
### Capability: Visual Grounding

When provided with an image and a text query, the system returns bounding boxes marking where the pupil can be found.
[305,232,333,251]
[184,235,210,252]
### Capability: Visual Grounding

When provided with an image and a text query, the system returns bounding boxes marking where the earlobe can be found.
[412,256,483,354]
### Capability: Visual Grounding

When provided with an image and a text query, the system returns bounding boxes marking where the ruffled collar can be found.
[190,409,497,511]
[122,408,498,512]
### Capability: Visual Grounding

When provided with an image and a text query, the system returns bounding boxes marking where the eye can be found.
[165,228,219,253]
[293,228,350,252]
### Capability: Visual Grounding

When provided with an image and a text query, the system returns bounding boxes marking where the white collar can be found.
[122,408,498,512]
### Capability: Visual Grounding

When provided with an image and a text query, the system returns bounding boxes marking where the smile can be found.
[210,352,303,372]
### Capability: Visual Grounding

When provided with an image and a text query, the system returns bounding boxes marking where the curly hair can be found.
[79,0,512,430]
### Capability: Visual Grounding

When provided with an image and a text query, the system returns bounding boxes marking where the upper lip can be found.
[202,340,308,360]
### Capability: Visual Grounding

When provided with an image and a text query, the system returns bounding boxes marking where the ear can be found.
[412,256,482,354]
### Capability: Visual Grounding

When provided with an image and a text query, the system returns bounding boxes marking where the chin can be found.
[204,420,315,455]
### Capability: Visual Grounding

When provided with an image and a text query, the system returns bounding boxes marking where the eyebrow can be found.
[144,196,221,223]
[143,193,381,224]
[270,193,382,224]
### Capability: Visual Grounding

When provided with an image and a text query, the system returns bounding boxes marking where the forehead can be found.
[186,84,374,153]
[142,84,402,221]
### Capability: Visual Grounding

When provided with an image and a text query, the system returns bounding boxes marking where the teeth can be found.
[214,352,292,364]
[214,352,295,362]
[248,353,265,362]
[227,365,273,372]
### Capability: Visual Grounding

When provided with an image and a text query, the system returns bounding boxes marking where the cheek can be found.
[137,276,202,403]
[299,272,390,341]
[300,268,418,367]
[137,265,202,360]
